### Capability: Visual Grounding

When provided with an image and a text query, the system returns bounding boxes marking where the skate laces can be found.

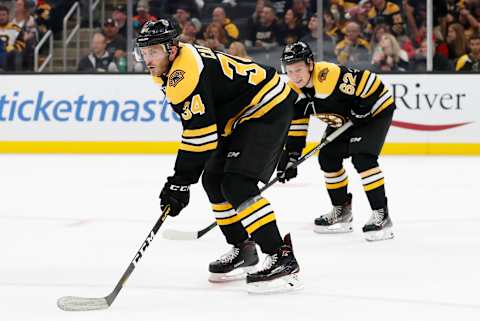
[370,208,385,225]
[259,253,278,272]
[219,247,240,263]
[325,205,343,222]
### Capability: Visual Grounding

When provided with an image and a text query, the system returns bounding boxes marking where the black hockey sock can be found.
[352,154,387,210]
[323,167,349,206]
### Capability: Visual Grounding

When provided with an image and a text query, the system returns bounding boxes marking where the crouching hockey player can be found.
[277,41,394,241]
[135,18,303,293]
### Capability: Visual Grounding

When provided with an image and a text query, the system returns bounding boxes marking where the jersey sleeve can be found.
[171,83,218,185]
[285,98,311,152]
[352,69,394,118]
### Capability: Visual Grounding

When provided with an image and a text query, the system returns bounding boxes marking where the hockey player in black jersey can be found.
[277,41,394,241]
[134,18,302,293]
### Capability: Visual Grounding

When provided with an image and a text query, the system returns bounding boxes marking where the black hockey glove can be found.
[349,108,371,125]
[277,150,301,183]
[159,179,190,217]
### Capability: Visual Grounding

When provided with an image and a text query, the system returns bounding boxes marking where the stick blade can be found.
[57,296,109,311]
[162,228,198,240]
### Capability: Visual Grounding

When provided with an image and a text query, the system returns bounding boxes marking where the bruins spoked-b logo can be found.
[318,68,329,82]
[316,113,346,128]
[169,70,185,87]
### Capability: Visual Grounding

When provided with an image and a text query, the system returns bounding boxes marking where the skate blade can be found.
[363,227,394,242]
[208,266,257,283]
[247,273,303,294]
[313,222,353,234]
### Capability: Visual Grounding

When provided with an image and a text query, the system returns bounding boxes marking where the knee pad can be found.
[351,153,379,172]
[318,153,343,172]
[201,171,224,203]
[221,173,260,209]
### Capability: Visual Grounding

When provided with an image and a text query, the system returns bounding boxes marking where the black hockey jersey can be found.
[153,43,292,184]
[286,61,394,151]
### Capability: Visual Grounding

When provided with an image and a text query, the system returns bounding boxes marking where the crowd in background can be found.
[1,0,479,72]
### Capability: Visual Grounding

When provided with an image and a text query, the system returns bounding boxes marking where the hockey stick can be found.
[57,205,171,311]
[162,120,354,241]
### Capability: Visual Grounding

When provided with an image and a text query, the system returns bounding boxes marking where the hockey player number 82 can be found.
[218,54,267,86]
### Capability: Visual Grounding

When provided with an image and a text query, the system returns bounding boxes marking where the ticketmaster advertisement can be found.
[1,74,479,154]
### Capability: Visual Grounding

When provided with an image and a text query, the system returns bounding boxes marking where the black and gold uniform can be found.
[139,19,297,262]
[286,61,394,210]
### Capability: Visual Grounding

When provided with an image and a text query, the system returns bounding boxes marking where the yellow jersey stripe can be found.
[288,131,308,137]
[362,77,382,98]
[355,70,370,96]
[237,84,291,125]
[223,74,280,136]
[291,118,310,124]
[212,202,233,211]
[245,213,276,234]
[326,179,349,189]
[372,97,394,117]
[364,178,385,191]
[182,124,217,138]
[179,141,217,152]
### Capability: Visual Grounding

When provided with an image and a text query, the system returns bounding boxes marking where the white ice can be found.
[1,154,479,321]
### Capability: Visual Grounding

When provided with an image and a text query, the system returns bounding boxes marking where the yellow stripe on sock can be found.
[364,178,385,191]
[245,213,276,234]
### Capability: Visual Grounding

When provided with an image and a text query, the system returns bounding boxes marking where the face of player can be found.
[141,44,171,77]
[285,61,312,88]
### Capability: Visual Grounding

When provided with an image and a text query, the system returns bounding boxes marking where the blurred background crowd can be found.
[0,0,479,73]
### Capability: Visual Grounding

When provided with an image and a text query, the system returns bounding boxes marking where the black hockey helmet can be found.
[134,18,180,61]
[280,41,314,71]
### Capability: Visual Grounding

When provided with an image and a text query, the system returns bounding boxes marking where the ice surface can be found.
[1,154,479,320]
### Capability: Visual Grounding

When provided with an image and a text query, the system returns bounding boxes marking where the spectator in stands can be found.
[174,6,191,30]
[246,0,267,43]
[278,8,306,45]
[163,0,201,17]
[370,23,389,52]
[246,4,280,49]
[12,0,37,71]
[102,18,126,60]
[301,13,336,59]
[291,0,309,28]
[197,22,228,51]
[335,21,370,66]
[446,22,467,60]
[134,1,157,32]
[0,4,25,71]
[389,9,416,59]
[456,34,480,71]
[371,32,409,71]
[227,41,251,59]
[410,38,453,71]
[367,0,401,31]
[212,6,240,41]
[34,0,51,37]
[178,17,201,44]
[78,32,118,72]
[458,2,480,41]
[112,4,127,38]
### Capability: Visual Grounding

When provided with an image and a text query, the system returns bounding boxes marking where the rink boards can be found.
[1,73,479,155]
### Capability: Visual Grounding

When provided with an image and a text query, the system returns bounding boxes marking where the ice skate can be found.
[208,239,259,282]
[314,193,353,233]
[362,204,394,241]
[246,234,303,294]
